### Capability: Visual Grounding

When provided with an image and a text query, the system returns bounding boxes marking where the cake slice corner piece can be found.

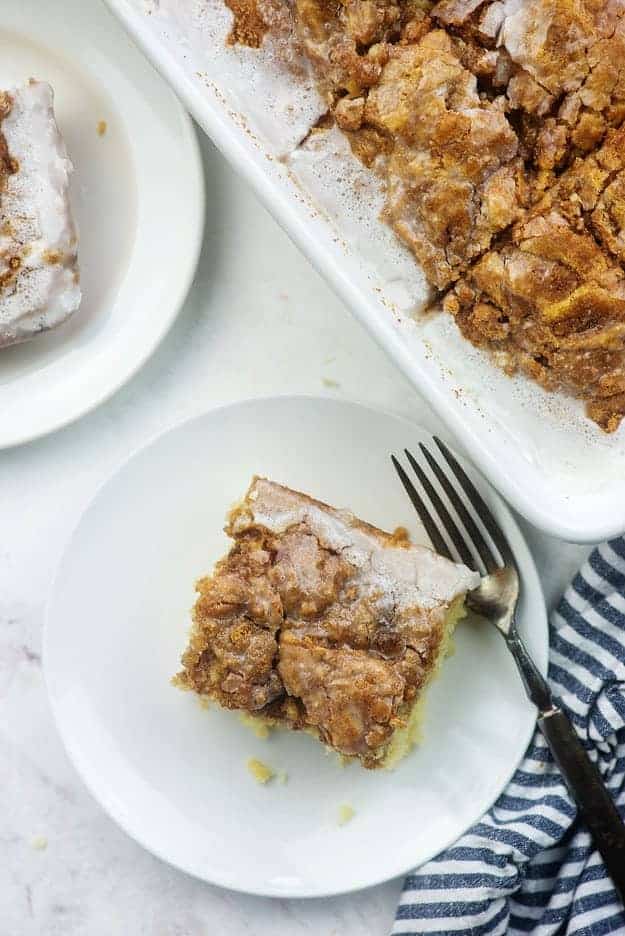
[0,79,80,349]
[175,477,479,769]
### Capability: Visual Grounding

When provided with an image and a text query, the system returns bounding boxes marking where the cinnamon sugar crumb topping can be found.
[175,478,476,768]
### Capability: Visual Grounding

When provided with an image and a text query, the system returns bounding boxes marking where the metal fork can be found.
[392,438,625,900]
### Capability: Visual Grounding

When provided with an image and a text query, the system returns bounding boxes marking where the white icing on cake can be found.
[500,0,551,75]
[0,80,80,347]
[235,478,480,610]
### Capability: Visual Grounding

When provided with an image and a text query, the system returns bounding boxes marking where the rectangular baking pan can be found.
[104,0,625,543]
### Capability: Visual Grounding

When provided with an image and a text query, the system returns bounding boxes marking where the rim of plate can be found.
[43,394,547,898]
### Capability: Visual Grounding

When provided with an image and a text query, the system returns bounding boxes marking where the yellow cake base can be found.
[380,595,467,768]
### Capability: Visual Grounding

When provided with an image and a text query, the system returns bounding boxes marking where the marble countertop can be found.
[1,131,591,936]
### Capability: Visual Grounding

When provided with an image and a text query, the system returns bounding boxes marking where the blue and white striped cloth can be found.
[394,538,625,935]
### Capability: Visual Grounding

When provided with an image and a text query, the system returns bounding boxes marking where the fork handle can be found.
[539,707,625,903]
[506,631,552,712]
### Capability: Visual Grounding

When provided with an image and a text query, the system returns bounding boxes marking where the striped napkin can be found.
[394,539,625,936]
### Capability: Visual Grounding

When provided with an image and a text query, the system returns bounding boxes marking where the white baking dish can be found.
[104,0,625,543]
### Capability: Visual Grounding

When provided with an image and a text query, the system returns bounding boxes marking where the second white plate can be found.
[44,396,547,898]
[0,0,204,447]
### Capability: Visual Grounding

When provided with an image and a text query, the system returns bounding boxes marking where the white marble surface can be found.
[1,131,591,936]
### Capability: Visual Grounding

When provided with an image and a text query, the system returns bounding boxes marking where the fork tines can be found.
[391,438,515,576]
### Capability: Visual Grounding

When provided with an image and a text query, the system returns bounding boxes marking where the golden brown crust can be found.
[363,31,527,287]
[433,0,625,173]
[175,479,467,768]
[546,126,625,265]
[444,123,625,430]
[445,185,625,431]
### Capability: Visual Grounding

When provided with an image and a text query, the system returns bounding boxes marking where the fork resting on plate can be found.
[392,438,625,903]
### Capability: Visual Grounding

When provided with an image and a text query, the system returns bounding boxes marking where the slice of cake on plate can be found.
[0,80,80,348]
[174,477,479,769]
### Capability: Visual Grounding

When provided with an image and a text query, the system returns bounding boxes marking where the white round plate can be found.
[45,396,548,898]
[0,0,204,448]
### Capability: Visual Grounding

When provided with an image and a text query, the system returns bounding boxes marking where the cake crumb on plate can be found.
[338,804,355,826]
[247,758,275,784]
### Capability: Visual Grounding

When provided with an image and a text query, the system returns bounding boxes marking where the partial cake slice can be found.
[175,477,479,769]
[0,80,80,348]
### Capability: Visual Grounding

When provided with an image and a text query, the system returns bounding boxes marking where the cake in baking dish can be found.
[223,0,625,432]
[0,80,80,348]
[174,478,479,769]
[444,124,625,433]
